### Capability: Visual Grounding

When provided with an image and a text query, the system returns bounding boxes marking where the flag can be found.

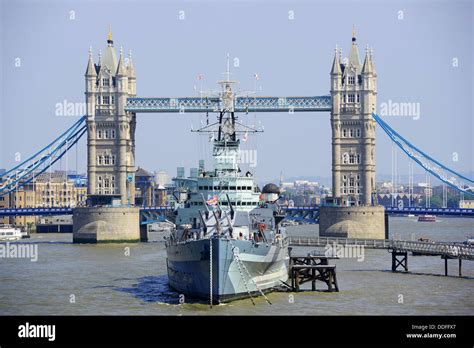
[206,195,218,206]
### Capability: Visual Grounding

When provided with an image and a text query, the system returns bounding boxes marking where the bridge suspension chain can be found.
[372,113,474,197]
[0,116,87,196]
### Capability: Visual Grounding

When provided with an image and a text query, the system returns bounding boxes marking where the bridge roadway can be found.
[288,236,474,261]
[1,205,473,218]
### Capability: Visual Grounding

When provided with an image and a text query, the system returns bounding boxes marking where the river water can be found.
[1,216,473,315]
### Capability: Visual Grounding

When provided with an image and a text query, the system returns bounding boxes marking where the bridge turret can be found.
[84,31,137,206]
[330,29,377,207]
[330,46,343,201]
[128,50,136,96]
[85,47,97,197]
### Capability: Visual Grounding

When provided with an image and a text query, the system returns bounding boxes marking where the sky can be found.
[1,0,473,184]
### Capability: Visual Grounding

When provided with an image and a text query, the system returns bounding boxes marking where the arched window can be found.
[97,155,103,165]
[350,129,354,137]
[356,154,361,164]
[342,129,347,137]
[342,153,349,164]
[98,130,102,139]
[356,129,361,137]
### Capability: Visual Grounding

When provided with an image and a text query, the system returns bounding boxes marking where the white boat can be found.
[0,225,23,241]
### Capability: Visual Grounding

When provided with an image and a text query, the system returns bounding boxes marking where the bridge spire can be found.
[128,49,136,78]
[85,47,96,77]
[347,26,361,71]
[107,25,113,46]
[116,46,127,76]
[331,45,342,75]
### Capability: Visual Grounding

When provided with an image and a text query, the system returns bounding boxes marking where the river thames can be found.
[1,216,473,315]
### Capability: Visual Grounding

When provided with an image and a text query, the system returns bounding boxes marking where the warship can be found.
[165,65,289,304]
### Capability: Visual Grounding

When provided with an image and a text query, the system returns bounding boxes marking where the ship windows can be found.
[247,186,252,190]
[230,186,236,190]
[237,186,241,190]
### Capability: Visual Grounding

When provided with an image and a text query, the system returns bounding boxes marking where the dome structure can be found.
[262,183,280,195]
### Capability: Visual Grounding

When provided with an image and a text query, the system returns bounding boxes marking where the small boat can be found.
[463,237,474,246]
[20,228,30,239]
[412,237,434,256]
[418,215,436,222]
[0,225,23,241]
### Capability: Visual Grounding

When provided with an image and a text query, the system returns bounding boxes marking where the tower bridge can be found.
[1,29,473,243]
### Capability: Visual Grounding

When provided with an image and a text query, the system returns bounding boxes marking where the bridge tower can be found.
[330,28,377,206]
[320,30,385,239]
[85,29,137,206]
[74,30,140,243]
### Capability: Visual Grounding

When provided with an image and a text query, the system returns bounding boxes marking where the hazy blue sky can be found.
[1,0,472,183]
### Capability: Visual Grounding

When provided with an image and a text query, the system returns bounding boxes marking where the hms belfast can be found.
[165,63,289,304]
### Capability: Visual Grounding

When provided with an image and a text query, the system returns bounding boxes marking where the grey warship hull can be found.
[166,237,289,303]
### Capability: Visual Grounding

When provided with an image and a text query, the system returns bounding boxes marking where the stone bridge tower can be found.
[330,29,377,207]
[320,30,385,240]
[84,30,137,206]
[74,31,140,244]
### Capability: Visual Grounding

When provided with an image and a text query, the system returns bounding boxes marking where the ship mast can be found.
[192,54,263,176]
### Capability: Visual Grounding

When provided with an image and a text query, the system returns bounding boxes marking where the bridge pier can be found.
[391,250,408,272]
[73,206,140,243]
[319,205,385,239]
[139,224,148,243]
[442,256,463,277]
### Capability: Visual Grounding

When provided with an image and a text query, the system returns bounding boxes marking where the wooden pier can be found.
[287,249,339,292]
